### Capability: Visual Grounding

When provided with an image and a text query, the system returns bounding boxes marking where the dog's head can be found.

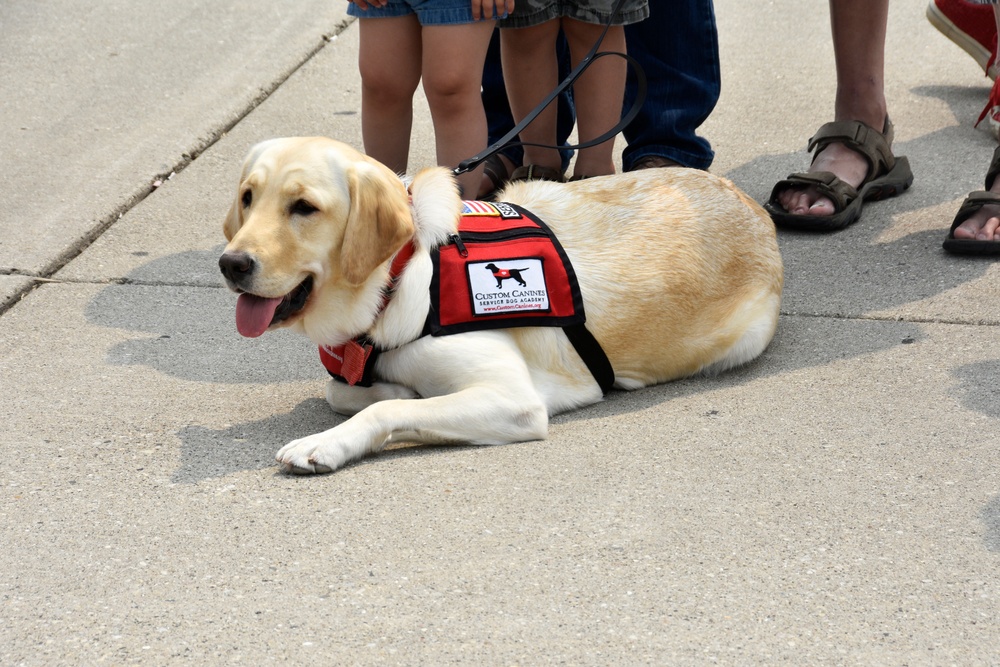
[219,137,420,341]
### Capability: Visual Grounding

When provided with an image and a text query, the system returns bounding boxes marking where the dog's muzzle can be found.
[219,250,255,287]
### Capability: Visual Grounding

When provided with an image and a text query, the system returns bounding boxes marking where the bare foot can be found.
[776,142,870,216]
[952,204,1000,241]
[952,165,1000,241]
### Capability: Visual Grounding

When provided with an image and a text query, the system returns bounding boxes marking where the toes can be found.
[275,439,342,475]
[953,210,1000,241]
[953,219,979,240]
[806,196,835,217]
[310,460,333,474]
[780,188,834,217]
[980,215,1000,241]
[284,462,316,475]
[276,441,319,475]
[277,453,315,475]
[778,188,808,214]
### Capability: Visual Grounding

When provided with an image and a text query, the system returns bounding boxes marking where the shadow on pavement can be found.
[82,225,995,486]
[982,494,1000,553]
[172,398,339,483]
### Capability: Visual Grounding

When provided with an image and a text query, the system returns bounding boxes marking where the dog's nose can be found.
[219,251,255,283]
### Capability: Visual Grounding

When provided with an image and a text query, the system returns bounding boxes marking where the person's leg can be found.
[421,19,497,196]
[952,4,1000,243]
[479,30,520,194]
[500,20,565,174]
[479,29,576,195]
[356,15,423,175]
[622,0,720,171]
[562,20,626,177]
[775,0,890,217]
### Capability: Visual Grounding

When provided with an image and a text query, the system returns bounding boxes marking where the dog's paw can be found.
[275,436,340,475]
[275,423,378,475]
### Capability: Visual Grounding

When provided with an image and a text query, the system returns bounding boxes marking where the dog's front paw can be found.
[275,423,378,475]
[275,436,340,475]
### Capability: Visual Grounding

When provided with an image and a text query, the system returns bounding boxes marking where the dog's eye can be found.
[290,199,318,216]
[241,189,252,208]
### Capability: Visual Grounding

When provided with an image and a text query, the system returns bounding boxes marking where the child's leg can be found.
[563,20,627,178]
[357,15,423,174]
[421,20,497,197]
[499,21,564,174]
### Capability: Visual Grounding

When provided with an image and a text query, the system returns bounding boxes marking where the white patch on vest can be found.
[492,202,521,218]
[468,258,550,316]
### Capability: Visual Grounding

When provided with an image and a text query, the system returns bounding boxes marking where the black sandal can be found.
[943,146,1000,256]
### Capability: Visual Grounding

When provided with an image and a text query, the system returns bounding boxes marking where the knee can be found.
[359,65,419,104]
[422,72,479,109]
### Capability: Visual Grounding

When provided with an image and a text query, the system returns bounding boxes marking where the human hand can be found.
[472,0,513,21]
[349,0,388,10]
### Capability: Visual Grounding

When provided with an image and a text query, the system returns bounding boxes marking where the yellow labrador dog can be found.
[220,137,783,474]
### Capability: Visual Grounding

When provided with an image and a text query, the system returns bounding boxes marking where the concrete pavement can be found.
[2,0,999,663]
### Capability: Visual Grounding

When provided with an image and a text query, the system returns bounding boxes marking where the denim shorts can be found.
[498,0,647,29]
[347,0,506,25]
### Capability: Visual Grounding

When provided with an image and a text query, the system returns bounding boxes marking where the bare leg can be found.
[952,4,1000,243]
[776,0,889,217]
[421,21,497,197]
[500,21,565,173]
[357,15,423,174]
[563,20,625,178]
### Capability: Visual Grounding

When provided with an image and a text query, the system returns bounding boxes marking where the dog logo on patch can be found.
[484,263,529,288]
[467,258,549,316]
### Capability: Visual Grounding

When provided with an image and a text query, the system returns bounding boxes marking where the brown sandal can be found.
[764,117,913,231]
[479,154,514,201]
[508,164,565,183]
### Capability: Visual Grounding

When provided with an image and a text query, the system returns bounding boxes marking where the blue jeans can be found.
[482,0,720,171]
[622,0,719,170]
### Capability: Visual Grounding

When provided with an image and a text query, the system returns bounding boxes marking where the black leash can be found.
[454,0,647,176]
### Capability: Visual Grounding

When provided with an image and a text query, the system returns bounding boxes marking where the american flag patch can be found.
[461,200,498,216]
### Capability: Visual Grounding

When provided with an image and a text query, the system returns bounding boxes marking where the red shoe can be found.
[927,0,998,80]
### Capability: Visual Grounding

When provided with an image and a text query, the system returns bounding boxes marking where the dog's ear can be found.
[340,163,414,286]
[223,140,276,241]
[222,197,242,242]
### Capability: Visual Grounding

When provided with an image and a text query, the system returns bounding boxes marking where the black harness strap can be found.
[562,324,615,394]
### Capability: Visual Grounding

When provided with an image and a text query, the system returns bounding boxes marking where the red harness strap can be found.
[318,241,415,386]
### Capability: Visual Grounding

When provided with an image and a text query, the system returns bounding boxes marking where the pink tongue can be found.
[235,293,283,338]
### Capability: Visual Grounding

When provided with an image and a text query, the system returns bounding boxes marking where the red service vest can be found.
[320,201,613,392]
